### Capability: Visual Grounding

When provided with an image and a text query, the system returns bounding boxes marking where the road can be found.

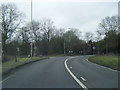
[2,55,118,89]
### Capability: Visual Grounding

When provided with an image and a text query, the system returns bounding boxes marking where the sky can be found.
[0,0,118,33]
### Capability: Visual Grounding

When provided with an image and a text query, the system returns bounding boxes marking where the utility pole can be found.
[34,41,37,56]
[34,45,36,56]
[31,0,32,22]
[64,40,65,54]
[31,42,33,57]
[30,0,33,57]
[0,32,2,64]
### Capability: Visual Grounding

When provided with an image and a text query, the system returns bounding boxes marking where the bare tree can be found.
[20,26,30,43]
[0,3,23,54]
[39,18,55,54]
[40,18,55,42]
[22,20,40,42]
[63,29,80,53]
[54,28,65,37]
[98,15,118,35]
[96,15,118,54]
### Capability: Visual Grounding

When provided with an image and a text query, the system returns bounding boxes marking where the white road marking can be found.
[64,57,89,90]
[0,76,10,84]
[70,66,72,69]
[81,77,86,82]
[0,74,14,84]
[86,59,119,72]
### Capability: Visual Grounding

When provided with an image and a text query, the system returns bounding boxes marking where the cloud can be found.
[31,2,117,33]
[0,1,118,33]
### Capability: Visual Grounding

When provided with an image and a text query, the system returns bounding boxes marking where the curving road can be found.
[2,55,118,89]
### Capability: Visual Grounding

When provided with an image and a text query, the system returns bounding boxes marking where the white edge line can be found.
[64,58,89,90]
[86,59,119,72]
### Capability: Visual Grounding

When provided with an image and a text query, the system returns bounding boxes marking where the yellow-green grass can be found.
[2,56,48,74]
[89,55,119,70]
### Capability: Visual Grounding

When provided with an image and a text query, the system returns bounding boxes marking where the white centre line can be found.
[81,77,86,82]
[70,66,72,69]
[64,57,89,90]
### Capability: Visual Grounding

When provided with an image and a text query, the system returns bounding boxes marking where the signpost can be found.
[92,46,96,54]
[17,48,20,57]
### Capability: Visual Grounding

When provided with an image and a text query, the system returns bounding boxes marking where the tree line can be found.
[0,4,119,62]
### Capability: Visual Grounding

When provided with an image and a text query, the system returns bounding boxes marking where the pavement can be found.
[1,55,119,89]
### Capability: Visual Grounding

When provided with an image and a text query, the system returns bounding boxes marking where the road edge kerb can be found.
[87,58,119,72]
[2,57,49,76]
[64,57,89,90]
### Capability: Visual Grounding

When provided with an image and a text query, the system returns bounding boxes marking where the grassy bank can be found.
[2,56,49,74]
[89,55,119,70]
[2,54,70,74]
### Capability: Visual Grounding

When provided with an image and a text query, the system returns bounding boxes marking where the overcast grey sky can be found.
[0,0,118,33]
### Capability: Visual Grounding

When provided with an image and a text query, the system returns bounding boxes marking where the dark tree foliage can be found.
[95,15,118,54]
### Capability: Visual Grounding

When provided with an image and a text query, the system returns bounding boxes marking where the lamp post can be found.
[0,33,2,64]
[105,32,108,54]
[30,41,33,57]
[33,40,36,56]
[64,39,65,54]
[31,0,32,22]
[30,0,33,57]
[34,45,37,56]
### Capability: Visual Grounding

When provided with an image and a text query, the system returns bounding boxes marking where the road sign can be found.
[92,46,96,50]
[17,48,20,52]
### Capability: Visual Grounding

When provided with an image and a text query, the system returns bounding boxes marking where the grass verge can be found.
[2,56,49,75]
[88,55,119,71]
